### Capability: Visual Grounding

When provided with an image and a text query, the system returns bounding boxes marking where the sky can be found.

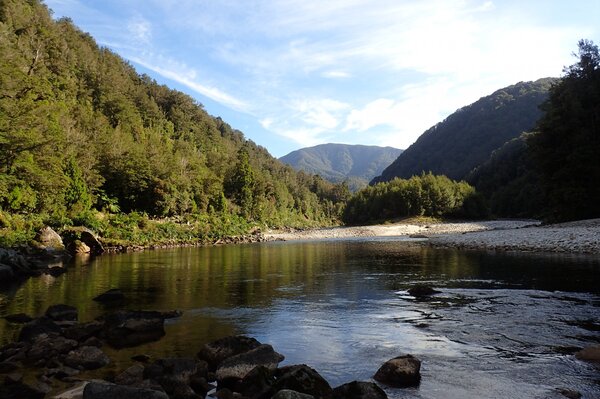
[45,0,598,158]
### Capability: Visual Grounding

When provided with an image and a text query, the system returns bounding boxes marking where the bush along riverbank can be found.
[0,295,423,399]
[0,212,283,286]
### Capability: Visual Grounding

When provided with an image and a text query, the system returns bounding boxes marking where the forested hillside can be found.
[0,0,346,246]
[280,144,402,191]
[373,78,555,183]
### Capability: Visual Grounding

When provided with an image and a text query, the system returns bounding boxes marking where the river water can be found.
[1,238,599,398]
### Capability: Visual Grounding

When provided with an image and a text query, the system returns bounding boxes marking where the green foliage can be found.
[0,0,346,247]
[467,134,543,218]
[343,173,483,224]
[374,78,555,183]
[528,39,600,222]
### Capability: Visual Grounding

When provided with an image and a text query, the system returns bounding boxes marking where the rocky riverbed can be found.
[265,219,600,254]
[0,296,424,399]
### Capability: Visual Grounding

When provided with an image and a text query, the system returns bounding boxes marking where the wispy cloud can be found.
[128,56,249,112]
[45,0,598,156]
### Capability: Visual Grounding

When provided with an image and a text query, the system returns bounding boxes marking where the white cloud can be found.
[127,17,152,44]
[321,70,351,79]
[128,56,249,112]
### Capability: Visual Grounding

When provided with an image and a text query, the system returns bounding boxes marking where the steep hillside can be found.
[281,144,402,190]
[0,0,345,246]
[372,78,556,183]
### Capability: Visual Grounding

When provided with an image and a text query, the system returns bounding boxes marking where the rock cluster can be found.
[0,297,426,399]
[0,304,181,397]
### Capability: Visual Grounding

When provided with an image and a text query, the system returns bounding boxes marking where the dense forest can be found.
[280,144,403,191]
[373,78,555,183]
[343,173,485,224]
[0,0,348,247]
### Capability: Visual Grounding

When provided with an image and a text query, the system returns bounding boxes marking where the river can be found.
[1,238,599,398]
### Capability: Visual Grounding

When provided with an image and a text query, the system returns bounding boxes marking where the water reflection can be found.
[0,241,599,399]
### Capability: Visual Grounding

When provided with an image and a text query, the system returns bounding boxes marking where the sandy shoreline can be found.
[264,219,600,254]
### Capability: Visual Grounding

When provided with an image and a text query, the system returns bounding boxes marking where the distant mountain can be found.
[372,78,557,183]
[280,144,403,190]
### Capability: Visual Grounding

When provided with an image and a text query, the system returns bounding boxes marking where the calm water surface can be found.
[1,239,599,399]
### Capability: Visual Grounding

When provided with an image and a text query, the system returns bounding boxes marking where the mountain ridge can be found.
[280,143,403,190]
[372,77,557,183]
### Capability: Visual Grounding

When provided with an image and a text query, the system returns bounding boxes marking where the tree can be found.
[529,39,600,221]
[224,147,255,218]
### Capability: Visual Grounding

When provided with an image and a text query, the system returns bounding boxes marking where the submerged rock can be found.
[575,345,600,361]
[102,310,167,348]
[374,355,421,387]
[45,304,78,322]
[407,285,440,297]
[93,288,125,303]
[3,313,33,324]
[332,381,387,399]
[197,335,261,370]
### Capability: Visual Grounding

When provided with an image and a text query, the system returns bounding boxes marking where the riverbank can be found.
[264,219,600,254]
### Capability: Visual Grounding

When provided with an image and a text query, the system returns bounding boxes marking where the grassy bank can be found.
[0,210,335,249]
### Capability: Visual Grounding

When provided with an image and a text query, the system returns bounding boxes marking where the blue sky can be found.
[45,0,598,157]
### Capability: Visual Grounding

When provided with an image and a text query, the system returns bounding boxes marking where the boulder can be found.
[46,266,67,277]
[3,314,32,324]
[102,310,166,348]
[332,381,387,399]
[26,335,78,362]
[273,390,315,399]
[53,381,89,399]
[18,317,62,342]
[0,249,33,277]
[556,388,582,399]
[231,365,274,398]
[83,381,169,399]
[64,346,110,370]
[143,357,207,396]
[45,304,78,322]
[73,240,91,254]
[36,226,65,251]
[63,227,104,255]
[373,355,421,387]
[93,288,125,304]
[407,285,440,297]
[63,320,104,342]
[273,365,332,398]
[197,335,261,370]
[0,264,15,281]
[216,344,284,383]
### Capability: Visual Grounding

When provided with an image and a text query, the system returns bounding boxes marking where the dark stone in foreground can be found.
[197,335,261,370]
[18,317,62,342]
[274,364,333,398]
[575,345,600,361]
[102,310,166,348]
[83,381,169,399]
[373,355,421,387]
[407,285,440,297]
[216,344,284,383]
[333,381,387,399]
[272,390,315,399]
[45,304,78,322]
[64,346,110,370]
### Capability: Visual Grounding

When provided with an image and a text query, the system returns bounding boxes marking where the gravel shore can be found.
[264,219,600,254]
